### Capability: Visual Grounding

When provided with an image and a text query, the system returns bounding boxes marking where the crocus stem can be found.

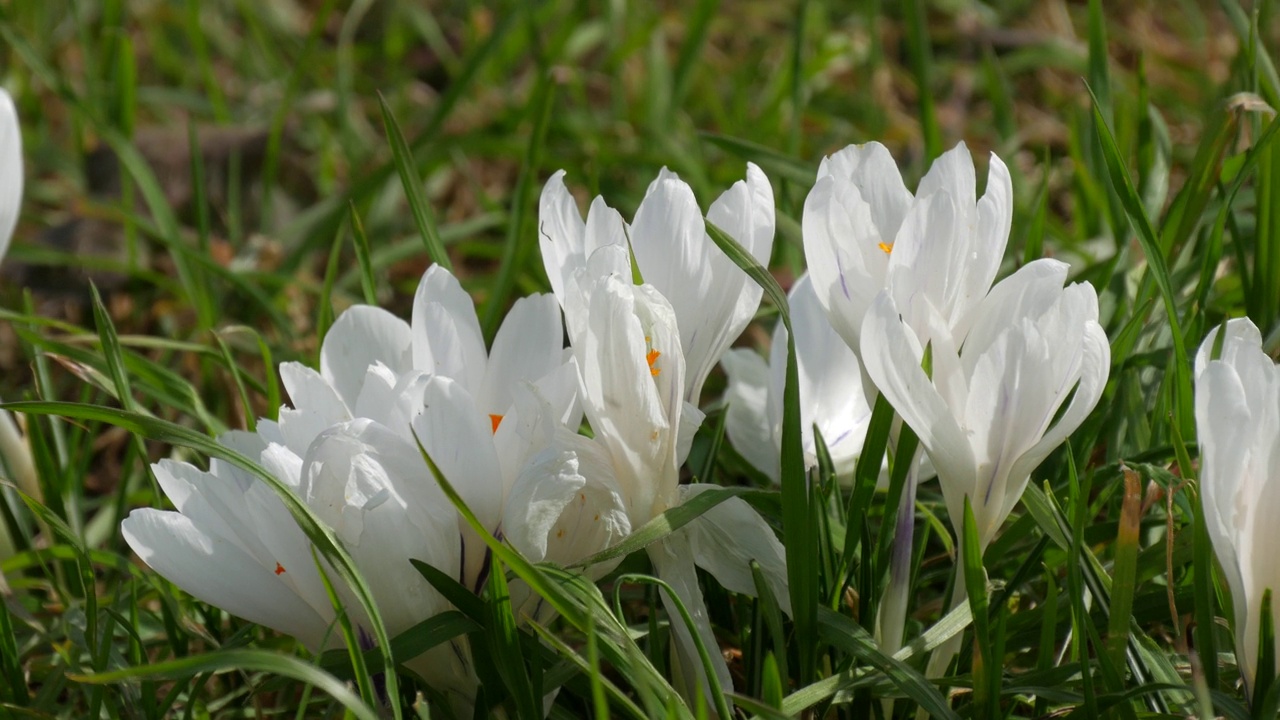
[877,449,922,719]
[877,448,924,655]
[927,550,971,677]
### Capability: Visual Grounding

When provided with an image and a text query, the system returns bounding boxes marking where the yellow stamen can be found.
[489,414,504,434]
[878,242,894,255]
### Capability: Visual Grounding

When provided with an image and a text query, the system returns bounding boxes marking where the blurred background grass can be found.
[1,0,1277,716]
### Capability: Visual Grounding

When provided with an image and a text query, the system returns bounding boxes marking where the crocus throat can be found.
[489,414,503,434]
[878,242,894,255]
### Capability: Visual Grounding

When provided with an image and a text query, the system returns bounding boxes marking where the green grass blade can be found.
[961,498,993,718]
[69,649,378,720]
[703,218,815,684]
[1088,85,1194,437]
[1106,467,1142,673]
[378,92,453,272]
[482,70,555,337]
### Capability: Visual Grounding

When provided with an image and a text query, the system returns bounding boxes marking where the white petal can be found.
[411,376,504,532]
[122,508,332,650]
[352,362,403,428]
[583,197,630,261]
[720,348,779,480]
[706,164,776,393]
[916,141,975,207]
[1195,317,1264,378]
[481,293,564,416]
[676,401,705,466]
[152,460,268,563]
[648,536,734,700]
[276,363,350,456]
[411,265,487,394]
[491,380,559,498]
[0,90,21,263]
[1195,360,1256,679]
[1012,319,1108,472]
[957,152,1013,338]
[680,483,791,615]
[538,170,586,302]
[631,170,730,402]
[575,278,683,520]
[787,274,873,474]
[708,163,775,265]
[887,191,966,340]
[532,354,583,430]
[818,142,912,242]
[962,259,1069,365]
[301,419,457,634]
[801,175,883,353]
[504,432,629,571]
[860,292,976,492]
[321,306,413,410]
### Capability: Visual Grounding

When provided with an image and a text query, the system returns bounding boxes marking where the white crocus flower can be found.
[540,164,775,409]
[0,88,20,263]
[558,246,790,704]
[861,258,1109,671]
[803,141,1011,359]
[803,141,1011,661]
[721,273,872,481]
[1195,317,1280,691]
[121,418,473,704]
[0,88,35,564]
[123,264,618,710]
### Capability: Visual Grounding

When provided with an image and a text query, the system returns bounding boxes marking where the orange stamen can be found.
[489,414,504,434]
[274,562,286,576]
[646,349,661,376]
[878,242,894,255]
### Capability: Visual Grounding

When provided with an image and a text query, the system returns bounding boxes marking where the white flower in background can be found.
[861,258,1109,670]
[803,141,1011,359]
[1195,317,1280,691]
[540,164,775,410]
[123,265,625,708]
[720,273,872,481]
[0,87,36,564]
[556,246,790,703]
[0,88,20,264]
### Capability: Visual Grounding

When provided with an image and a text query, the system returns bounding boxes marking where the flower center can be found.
[274,562,286,575]
[878,242,894,254]
[489,414,504,434]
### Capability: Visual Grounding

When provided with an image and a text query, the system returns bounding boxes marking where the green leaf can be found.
[348,202,378,306]
[378,92,452,272]
[704,217,815,684]
[1106,467,1143,671]
[961,498,993,718]
[570,486,764,569]
[1253,589,1276,712]
[814,607,961,720]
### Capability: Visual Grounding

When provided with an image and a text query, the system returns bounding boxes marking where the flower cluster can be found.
[123,163,791,706]
[105,133,1280,712]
